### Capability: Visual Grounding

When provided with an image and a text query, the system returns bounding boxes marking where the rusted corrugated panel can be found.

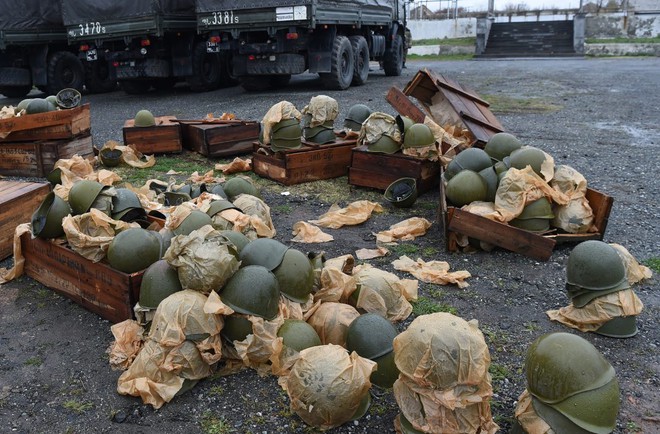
[402,68,503,146]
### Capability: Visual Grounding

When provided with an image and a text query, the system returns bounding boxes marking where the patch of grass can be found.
[389,243,419,257]
[480,94,563,114]
[482,326,509,352]
[523,321,541,333]
[35,288,51,299]
[113,151,214,186]
[369,403,388,416]
[62,399,93,414]
[24,356,42,367]
[208,385,224,397]
[200,412,235,434]
[586,36,660,44]
[643,257,660,274]
[422,247,439,257]
[407,53,474,61]
[413,37,476,46]
[273,204,292,214]
[489,362,511,382]
[415,200,439,211]
[626,421,642,433]
[412,296,457,316]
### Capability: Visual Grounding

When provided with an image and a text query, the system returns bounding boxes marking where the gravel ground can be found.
[1,57,659,434]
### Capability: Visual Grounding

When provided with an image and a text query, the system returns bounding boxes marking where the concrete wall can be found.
[408,18,476,40]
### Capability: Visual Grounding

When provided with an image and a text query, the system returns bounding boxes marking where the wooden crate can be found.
[0,104,91,143]
[348,145,440,193]
[252,137,357,185]
[20,233,143,323]
[0,181,50,260]
[0,135,94,177]
[123,116,182,154]
[181,120,260,157]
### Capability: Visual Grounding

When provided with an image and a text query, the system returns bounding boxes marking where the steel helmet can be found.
[477,166,499,202]
[346,313,399,388]
[509,146,548,178]
[484,132,523,162]
[402,123,435,148]
[139,260,183,309]
[218,230,250,254]
[99,148,123,167]
[221,315,254,343]
[444,147,493,181]
[25,98,57,114]
[350,393,371,421]
[526,332,619,433]
[239,238,289,270]
[277,319,322,352]
[493,160,509,176]
[223,177,259,201]
[594,315,639,339]
[68,180,104,215]
[172,210,213,236]
[273,248,314,303]
[107,228,161,273]
[270,118,302,150]
[219,265,280,320]
[46,167,62,186]
[31,192,71,239]
[112,188,146,221]
[367,134,400,154]
[510,197,554,233]
[206,199,241,218]
[134,109,156,127]
[210,183,228,199]
[397,412,425,434]
[445,169,488,207]
[163,191,191,206]
[303,120,335,144]
[55,88,82,109]
[384,177,417,208]
[531,397,597,434]
[158,228,175,255]
[344,104,372,131]
[395,115,414,134]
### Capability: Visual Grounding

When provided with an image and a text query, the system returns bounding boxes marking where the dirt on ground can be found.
[0,57,659,434]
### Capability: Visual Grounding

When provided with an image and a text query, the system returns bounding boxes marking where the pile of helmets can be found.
[401,122,435,150]
[362,112,402,154]
[343,104,372,132]
[565,240,638,337]
[518,332,620,433]
[302,113,335,144]
[270,118,302,151]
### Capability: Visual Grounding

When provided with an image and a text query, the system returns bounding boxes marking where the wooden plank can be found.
[0,104,90,140]
[0,182,50,260]
[181,122,260,157]
[0,136,93,177]
[385,87,426,123]
[448,208,556,261]
[123,116,182,154]
[553,188,613,243]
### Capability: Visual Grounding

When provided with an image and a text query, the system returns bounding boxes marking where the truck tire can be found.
[219,52,238,87]
[320,36,354,90]
[350,36,370,86]
[0,86,32,98]
[84,61,117,94]
[240,76,272,92]
[153,78,177,91]
[383,34,404,77]
[46,52,85,95]
[187,42,221,92]
[120,80,151,95]
[269,74,291,88]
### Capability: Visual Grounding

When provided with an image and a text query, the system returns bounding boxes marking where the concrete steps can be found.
[478,21,579,58]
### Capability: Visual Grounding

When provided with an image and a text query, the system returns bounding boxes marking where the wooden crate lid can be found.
[0,104,90,138]
[0,181,50,206]
[123,115,179,128]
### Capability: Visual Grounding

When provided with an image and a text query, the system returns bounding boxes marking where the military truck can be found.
[195,0,407,91]
[0,2,85,98]
[62,0,233,94]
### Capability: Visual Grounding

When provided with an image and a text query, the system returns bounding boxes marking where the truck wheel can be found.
[153,78,178,91]
[46,52,85,95]
[84,61,117,94]
[383,34,404,77]
[0,86,32,98]
[120,80,151,95]
[187,42,221,92]
[349,36,370,86]
[320,36,354,90]
[219,52,239,87]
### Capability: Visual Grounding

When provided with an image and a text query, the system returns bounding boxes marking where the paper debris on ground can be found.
[376,217,432,243]
[392,255,471,288]
[291,221,334,243]
[215,157,252,174]
[309,200,383,229]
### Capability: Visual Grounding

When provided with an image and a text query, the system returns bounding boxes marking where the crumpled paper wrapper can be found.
[355,247,390,260]
[400,116,442,161]
[0,105,17,120]
[513,389,554,434]
[313,267,357,303]
[215,157,252,174]
[188,170,222,184]
[164,202,195,233]
[280,344,376,431]
[546,288,644,332]
[550,165,595,233]
[357,112,402,146]
[52,155,122,200]
[100,140,156,169]
[260,101,302,146]
[304,301,360,347]
[291,221,333,243]
[376,217,432,243]
[233,309,285,377]
[301,95,339,127]
[611,243,653,284]
[0,223,32,284]
[494,167,569,223]
[309,200,383,229]
[107,320,145,371]
[163,225,240,294]
[62,209,139,262]
[233,194,276,238]
[392,256,471,289]
[352,264,416,322]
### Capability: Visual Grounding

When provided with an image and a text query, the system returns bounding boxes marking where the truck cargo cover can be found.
[62,0,195,26]
[0,1,63,30]
[195,0,403,18]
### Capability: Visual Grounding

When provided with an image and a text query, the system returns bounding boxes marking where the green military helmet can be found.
[531,397,595,434]
[493,160,509,176]
[478,166,499,202]
[134,109,156,127]
[395,115,414,134]
[222,315,254,343]
[112,188,146,221]
[444,147,493,181]
[107,228,162,273]
[344,104,372,131]
[16,98,33,112]
[367,134,400,154]
[223,177,259,201]
[172,210,212,236]
[384,177,417,208]
[219,265,280,320]
[402,123,435,148]
[174,184,193,196]
[397,412,425,434]
[206,199,241,217]
[46,167,62,186]
[239,238,289,271]
[68,180,104,215]
[99,148,123,167]
[550,377,620,433]
[139,260,183,309]
[55,88,81,109]
[25,98,57,115]
[484,132,523,162]
[190,183,207,199]
[271,118,302,150]
[164,191,191,206]
[594,315,639,338]
[218,230,250,254]
[510,197,554,233]
[346,313,400,388]
[158,228,175,254]
[45,95,58,105]
[31,192,72,239]
[210,183,228,199]
[303,120,335,144]
[277,319,322,352]
[445,169,488,207]
[350,393,371,421]
[273,248,315,303]
[526,332,616,405]
[509,146,548,178]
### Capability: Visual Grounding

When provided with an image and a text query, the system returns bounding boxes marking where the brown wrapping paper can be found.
[304,301,360,347]
[376,217,432,243]
[214,157,252,174]
[513,389,554,434]
[309,200,384,229]
[291,221,334,243]
[392,255,471,289]
[352,264,415,322]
